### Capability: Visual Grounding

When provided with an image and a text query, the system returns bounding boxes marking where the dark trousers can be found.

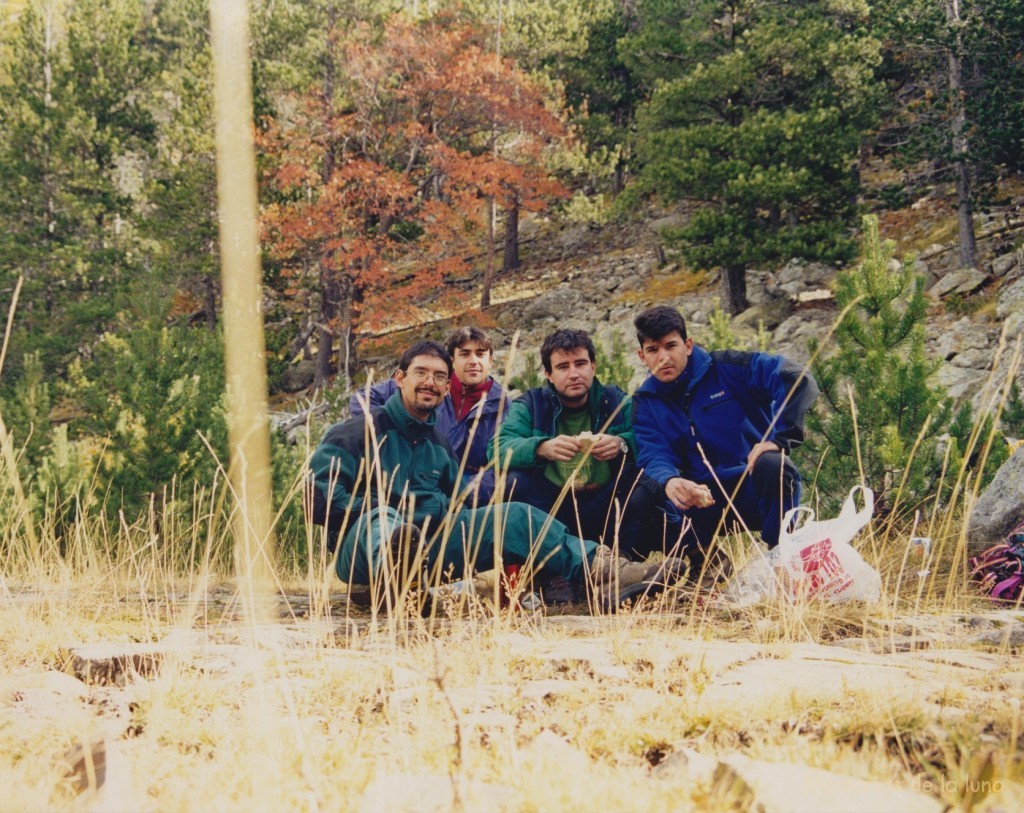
[505,463,667,561]
[665,452,802,554]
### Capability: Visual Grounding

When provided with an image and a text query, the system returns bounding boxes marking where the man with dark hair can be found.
[350,326,509,503]
[312,340,679,610]
[632,305,819,566]
[487,328,665,566]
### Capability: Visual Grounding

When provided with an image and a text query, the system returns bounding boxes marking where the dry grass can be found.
[2,327,1023,813]
[616,265,714,305]
[1,491,1022,813]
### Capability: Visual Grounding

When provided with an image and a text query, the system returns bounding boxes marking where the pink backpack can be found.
[969,518,1024,603]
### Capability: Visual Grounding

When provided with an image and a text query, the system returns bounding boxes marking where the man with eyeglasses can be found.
[310,340,684,611]
[349,326,509,503]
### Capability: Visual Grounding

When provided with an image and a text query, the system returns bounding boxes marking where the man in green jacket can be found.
[487,329,667,562]
[309,340,678,608]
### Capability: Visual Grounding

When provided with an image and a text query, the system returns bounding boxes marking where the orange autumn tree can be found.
[260,12,567,388]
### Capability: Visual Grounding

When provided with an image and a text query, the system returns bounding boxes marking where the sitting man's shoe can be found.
[587,544,655,591]
[587,546,688,613]
[537,576,577,605]
[587,544,685,590]
[686,545,733,591]
[386,523,426,609]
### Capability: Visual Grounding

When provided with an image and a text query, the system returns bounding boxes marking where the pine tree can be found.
[626,0,880,314]
[801,215,954,516]
[872,0,1024,268]
[0,0,158,384]
[1003,380,1024,439]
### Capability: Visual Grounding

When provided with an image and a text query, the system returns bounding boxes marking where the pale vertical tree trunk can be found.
[946,0,978,269]
[0,279,40,560]
[209,0,276,620]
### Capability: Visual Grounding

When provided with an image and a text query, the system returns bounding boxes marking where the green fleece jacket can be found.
[487,378,636,470]
[309,393,460,543]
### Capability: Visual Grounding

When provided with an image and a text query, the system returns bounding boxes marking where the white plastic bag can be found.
[716,547,781,608]
[776,485,881,603]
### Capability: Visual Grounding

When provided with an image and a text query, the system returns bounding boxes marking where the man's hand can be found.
[746,440,780,474]
[536,435,583,462]
[588,433,625,461]
[665,476,714,511]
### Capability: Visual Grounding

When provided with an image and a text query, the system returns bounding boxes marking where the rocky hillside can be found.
[473,191,1024,416]
[278,182,1023,424]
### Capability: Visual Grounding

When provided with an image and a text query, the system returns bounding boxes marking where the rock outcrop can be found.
[968,448,1024,551]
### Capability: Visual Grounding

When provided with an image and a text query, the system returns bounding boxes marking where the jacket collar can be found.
[383,390,437,434]
[638,343,712,396]
[542,377,607,420]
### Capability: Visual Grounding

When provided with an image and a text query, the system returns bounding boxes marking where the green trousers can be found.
[335,501,598,586]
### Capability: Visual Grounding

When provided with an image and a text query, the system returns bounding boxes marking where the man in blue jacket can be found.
[350,326,509,504]
[632,306,819,565]
[488,329,665,562]
[314,340,679,610]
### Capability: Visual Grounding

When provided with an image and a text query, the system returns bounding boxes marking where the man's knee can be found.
[503,470,555,511]
[751,452,801,497]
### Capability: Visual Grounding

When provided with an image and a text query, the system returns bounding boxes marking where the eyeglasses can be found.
[406,368,449,386]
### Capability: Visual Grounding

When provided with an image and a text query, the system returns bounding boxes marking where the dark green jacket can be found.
[309,393,460,547]
[487,378,635,470]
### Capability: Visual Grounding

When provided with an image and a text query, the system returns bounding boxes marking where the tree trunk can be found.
[480,196,496,308]
[202,274,218,329]
[612,161,625,195]
[721,266,748,315]
[946,0,977,269]
[313,269,337,391]
[502,198,521,272]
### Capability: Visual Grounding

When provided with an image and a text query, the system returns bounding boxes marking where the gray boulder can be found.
[968,448,1024,551]
[278,359,316,393]
[929,267,988,299]
[992,251,1020,277]
[997,275,1024,340]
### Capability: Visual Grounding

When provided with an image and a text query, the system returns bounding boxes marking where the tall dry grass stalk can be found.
[210,0,276,625]
[3,251,1023,810]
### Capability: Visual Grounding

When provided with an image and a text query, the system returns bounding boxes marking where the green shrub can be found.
[1002,379,1024,438]
[67,322,228,522]
[595,333,635,392]
[800,216,964,517]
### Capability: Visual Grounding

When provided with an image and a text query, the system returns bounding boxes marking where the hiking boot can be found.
[588,545,683,590]
[586,546,690,612]
[686,546,733,591]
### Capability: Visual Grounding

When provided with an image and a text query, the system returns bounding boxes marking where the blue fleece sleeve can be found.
[742,353,819,451]
[633,393,684,485]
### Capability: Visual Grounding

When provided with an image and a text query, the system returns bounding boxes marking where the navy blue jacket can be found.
[350,377,509,501]
[633,346,818,487]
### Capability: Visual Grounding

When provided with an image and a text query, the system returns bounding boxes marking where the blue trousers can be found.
[335,502,597,586]
[665,452,802,552]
